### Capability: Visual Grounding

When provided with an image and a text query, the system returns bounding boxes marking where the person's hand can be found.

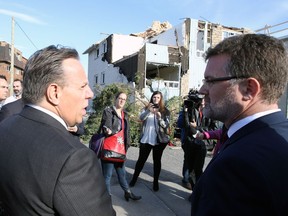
[155,111,161,119]
[189,120,197,128]
[196,132,204,140]
[104,127,112,135]
[148,103,154,112]
[149,103,159,113]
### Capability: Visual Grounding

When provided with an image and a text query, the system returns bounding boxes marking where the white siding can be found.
[146,43,169,64]
[111,34,144,62]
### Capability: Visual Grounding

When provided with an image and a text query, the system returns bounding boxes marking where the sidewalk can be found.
[109,146,212,216]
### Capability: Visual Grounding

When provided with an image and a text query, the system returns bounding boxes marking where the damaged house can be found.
[84,18,252,104]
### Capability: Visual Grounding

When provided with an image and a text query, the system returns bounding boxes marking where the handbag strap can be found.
[121,111,125,131]
[154,114,160,136]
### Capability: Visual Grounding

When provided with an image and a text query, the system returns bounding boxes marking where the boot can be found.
[124,191,142,201]
[153,180,159,192]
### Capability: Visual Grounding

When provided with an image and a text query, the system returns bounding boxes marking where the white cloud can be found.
[0,9,46,25]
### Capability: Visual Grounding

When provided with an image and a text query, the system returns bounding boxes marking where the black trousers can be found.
[132,142,167,183]
[183,139,207,188]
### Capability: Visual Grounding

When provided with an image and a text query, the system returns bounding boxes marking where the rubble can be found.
[131,21,173,39]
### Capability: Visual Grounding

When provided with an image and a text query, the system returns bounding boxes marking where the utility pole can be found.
[10,16,15,96]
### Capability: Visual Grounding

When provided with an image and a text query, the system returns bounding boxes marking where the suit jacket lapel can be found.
[20,105,68,133]
[207,111,286,165]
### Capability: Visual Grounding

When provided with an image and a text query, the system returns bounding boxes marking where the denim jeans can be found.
[182,162,190,183]
[101,160,129,195]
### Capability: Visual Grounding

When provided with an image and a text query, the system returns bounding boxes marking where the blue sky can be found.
[1,0,288,71]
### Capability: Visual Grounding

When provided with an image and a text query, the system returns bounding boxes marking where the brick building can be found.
[0,41,27,93]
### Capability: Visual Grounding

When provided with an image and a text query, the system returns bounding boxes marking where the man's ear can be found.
[242,77,260,101]
[47,83,61,105]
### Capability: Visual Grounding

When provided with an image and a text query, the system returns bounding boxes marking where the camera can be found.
[152,104,159,109]
[184,89,204,108]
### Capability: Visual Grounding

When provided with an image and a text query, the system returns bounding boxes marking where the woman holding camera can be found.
[129,91,170,191]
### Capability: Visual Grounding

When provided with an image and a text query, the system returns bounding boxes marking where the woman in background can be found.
[129,91,170,191]
[100,92,141,201]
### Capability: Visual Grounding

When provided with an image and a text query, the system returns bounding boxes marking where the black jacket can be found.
[179,107,218,146]
[0,98,24,123]
[100,106,131,150]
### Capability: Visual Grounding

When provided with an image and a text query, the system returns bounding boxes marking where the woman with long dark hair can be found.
[129,91,170,191]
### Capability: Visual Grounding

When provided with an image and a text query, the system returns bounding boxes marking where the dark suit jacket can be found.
[0,106,115,216]
[191,111,288,216]
[0,98,24,123]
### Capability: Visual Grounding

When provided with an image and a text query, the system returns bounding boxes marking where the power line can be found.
[14,19,38,51]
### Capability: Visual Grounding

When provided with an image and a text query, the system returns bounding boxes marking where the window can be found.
[197,30,204,51]
[95,75,98,84]
[94,48,100,59]
[103,42,107,53]
[222,31,240,40]
[101,72,105,84]
[16,53,22,61]
[6,65,11,71]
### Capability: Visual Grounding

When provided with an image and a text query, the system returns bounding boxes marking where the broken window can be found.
[197,30,204,51]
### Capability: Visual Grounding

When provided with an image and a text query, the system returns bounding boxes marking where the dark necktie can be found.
[213,125,228,157]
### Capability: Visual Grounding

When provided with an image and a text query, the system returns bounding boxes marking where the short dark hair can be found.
[13,79,22,86]
[22,45,79,104]
[205,34,288,103]
[0,75,7,81]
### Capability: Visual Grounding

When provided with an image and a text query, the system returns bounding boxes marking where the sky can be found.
[1,0,288,72]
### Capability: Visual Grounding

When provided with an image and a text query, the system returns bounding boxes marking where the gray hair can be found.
[22,45,79,104]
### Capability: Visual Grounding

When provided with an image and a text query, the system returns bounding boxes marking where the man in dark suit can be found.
[0,98,24,122]
[191,34,288,215]
[0,45,115,215]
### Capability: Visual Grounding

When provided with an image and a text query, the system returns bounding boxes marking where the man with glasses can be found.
[191,34,288,215]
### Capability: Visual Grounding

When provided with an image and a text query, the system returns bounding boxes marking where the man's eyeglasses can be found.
[202,76,247,85]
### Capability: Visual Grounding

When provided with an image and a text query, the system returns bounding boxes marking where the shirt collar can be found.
[27,104,68,129]
[228,109,281,137]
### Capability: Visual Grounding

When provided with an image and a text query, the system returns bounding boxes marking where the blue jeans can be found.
[101,160,129,195]
[182,162,190,183]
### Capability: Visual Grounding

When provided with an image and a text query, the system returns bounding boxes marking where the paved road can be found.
[108,146,212,216]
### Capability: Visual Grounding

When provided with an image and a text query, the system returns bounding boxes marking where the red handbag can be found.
[101,112,126,162]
